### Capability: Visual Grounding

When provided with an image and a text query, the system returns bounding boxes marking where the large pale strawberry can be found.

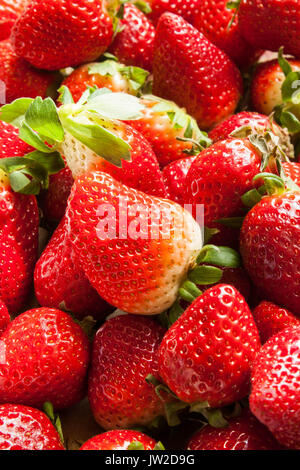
[88,315,165,429]
[250,326,300,449]
[11,0,114,70]
[153,13,243,130]
[66,171,202,315]
[80,430,159,450]
[0,307,90,409]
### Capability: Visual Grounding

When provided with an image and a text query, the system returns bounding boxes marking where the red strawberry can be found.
[109,4,155,71]
[0,404,64,450]
[11,0,114,70]
[0,169,39,314]
[61,59,150,104]
[80,430,158,450]
[187,408,282,450]
[163,156,196,205]
[0,307,90,409]
[152,13,243,130]
[0,40,57,103]
[238,0,300,58]
[126,95,210,168]
[250,325,300,449]
[34,217,113,320]
[185,138,262,227]
[192,0,260,68]
[252,301,300,344]
[250,58,300,115]
[147,0,199,25]
[0,298,9,336]
[240,190,300,316]
[88,315,165,429]
[66,171,202,315]
[158,284,261,407]
[282,162,300,186]
[0,120,32,159]
[0,0,26,41]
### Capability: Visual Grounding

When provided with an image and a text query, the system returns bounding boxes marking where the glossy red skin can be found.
[109,4,155,71]
[148,0,199,25]
[0,298,9,336]
[0,404,64,450]
[163,156,196,205]
[11,0,113,70]
[0,0,26,40]
[80,430,157,450]
[187,408,282,450]
[240,191,300,316]
[0,308,90,409]
[209,112,275,143]
[185,138,262,226]
[192,0,260,68]
[153,13,243,130]
[0,40,56,103]
[35,217,113,320]
[282,162,300,186]
[39,164,74,223]
[252,301,300,344]
[239,0,300,58]
[0,120,33,158]
[250,326,300,449]
[88,315,165,430]
[0,181,39,314]
[158,284,261,407]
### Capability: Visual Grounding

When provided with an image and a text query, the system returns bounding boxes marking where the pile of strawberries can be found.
[0,0,299,452]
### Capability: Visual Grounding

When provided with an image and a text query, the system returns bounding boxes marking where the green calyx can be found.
[43,402,64,446]
[226,0,241,30]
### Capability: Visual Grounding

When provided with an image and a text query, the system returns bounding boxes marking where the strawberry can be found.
[109,4,155,71]
[0,307,90,409]
[126,95,211,168]
[0,120,33,159]
[163,156,196,205]
[158,284,261,407]
[80,430,160,450]
[250,58,300,115]
[61,58,150,104]
[0,404,64,450]
[200,267,251,302]
[152,13,243,130]
[282,162,300,186]
[252,301,300,344]
[250,325,300,449]
[88,315,165,429]
[0,169,39,314]
[0,40,58,104]
[191,0,260,68]
[11,0,114,70]
[0,0,26,41]
[187,408,282,450]
[147,0,199,25]
[238,0,300,59]
[240,190,300,316]
[34,217,113,320]
[66,171,202,315]
[0,298,9,336]
[185,138,262,227]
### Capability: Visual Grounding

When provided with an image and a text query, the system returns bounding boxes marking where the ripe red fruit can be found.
[88,315,165,429]
[153,13,243,130]
[0,0,26,40]
[0,170,39,314]
[240,191,300,316]
[250,326,300,449]
[282,162,300,186]
[0,40,57,103]
[35,217,113,320]
[80,430,158,450]
[147,0,199,25]
[0,120,32,158]
[0,298,9,336]
[0,404,64,450]
[158,284,261,407]
[252,300,300,343]
[163,156,196,205]
[187,408,282,450]
[238,0,300,59]
[109,4,155,71]
[0,307,90,409]
[11,0,114,70]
